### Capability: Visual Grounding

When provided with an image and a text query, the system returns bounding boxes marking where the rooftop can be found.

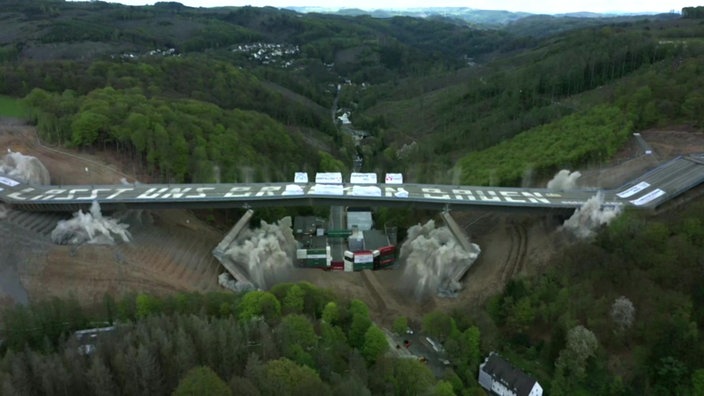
[481,352,539,396]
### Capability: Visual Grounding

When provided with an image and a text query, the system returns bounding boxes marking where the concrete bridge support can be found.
[440,211,481,285]
[213,209,254,289]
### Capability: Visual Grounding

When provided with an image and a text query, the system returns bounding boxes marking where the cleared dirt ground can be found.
[1,119,703,325]
[0,120,221,309]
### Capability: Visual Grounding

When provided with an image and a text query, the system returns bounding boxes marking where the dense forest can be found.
[359,18,704,181]
[1,1,704,395]
[0,284,481,395]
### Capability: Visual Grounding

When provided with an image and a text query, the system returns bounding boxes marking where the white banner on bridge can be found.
[294,172,309,183]
[384,173,403,184]
[350,172,377,184]
[315,172,343,184]
[630,188,665,206]
[0,176,19,187]
[617,181,650,198]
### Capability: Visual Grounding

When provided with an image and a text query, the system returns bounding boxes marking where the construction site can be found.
[212,205,480,298]
[2,118,704,325]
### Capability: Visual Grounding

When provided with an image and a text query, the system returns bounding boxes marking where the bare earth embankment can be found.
[0,119,222,309]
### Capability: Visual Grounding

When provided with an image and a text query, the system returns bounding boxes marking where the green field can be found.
[0,95,27,118]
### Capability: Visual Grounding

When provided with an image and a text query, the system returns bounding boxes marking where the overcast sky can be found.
[107,0,691,14]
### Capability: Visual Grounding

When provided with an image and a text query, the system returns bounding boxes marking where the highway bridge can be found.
[1,155,704,214]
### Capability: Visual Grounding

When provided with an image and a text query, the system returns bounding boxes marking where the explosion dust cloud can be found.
[562,192,621,239]
[51,201,132,245]
[547,169,582,191]
[222,216,297,289]
[399,220,480,300]
[0,150,50,222]
[0,150,51,185]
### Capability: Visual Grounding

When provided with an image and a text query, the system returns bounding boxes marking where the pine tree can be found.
[86,356,118,396]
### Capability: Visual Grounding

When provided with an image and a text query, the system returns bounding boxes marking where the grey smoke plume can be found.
[0,150,50,185]
[561,192,621,239]
[547,169,581,191]
[400,220,480,300]
[0,204,7,219]
[51,201,132,245]
[223,217,297,289]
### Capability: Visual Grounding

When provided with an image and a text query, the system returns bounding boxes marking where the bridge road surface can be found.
[329,205,347,263]
[1,154,704,213]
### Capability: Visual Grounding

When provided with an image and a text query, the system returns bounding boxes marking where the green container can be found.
[353,262,374,271]
[304,258,328,268]
[326,229,352,238]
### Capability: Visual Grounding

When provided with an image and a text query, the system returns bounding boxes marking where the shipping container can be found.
[353,262,374,271]
[343,250,355,272]
[326,229,352,238]
[351,250,374,271]
[374,245,397,269]
[297,246,331,268]
[303,258,328,268]
[354,250,374,263]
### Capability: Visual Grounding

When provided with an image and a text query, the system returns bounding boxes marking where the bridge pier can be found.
[213,209,255,290]
[440,211,481,286]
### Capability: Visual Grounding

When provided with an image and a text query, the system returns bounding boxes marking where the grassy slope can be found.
[0,95,27,118]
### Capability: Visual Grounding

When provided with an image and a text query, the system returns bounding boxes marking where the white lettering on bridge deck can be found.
[3,184,561,207]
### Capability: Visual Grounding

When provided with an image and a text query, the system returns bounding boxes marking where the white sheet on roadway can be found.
[309,184,344,196]
[617,181,650,198]
[0,176,19,187]
[282,184,305,196]
[630,188,665,206]
[393,188,409,198]
[350,185,381,197]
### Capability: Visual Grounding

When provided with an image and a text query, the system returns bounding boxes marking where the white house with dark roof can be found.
[478,352,543,396]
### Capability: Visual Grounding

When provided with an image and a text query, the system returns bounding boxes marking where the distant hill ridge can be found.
[286,6,675,26]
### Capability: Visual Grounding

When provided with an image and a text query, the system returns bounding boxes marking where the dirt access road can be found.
[1,118,702,326]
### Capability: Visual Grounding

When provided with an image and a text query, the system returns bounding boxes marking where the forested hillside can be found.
[354,17,703,182]
[2,1,696,184]
[2,2,704,395]
[0,284,471,395]
[0,0,529,182]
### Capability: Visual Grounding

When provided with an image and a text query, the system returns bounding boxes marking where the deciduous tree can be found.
[610,296,635,332]
[238,291,281,324]
[173,366,231,396]
[361,325,388,364]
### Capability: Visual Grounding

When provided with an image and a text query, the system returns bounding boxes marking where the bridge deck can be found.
[1,155,704,213]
